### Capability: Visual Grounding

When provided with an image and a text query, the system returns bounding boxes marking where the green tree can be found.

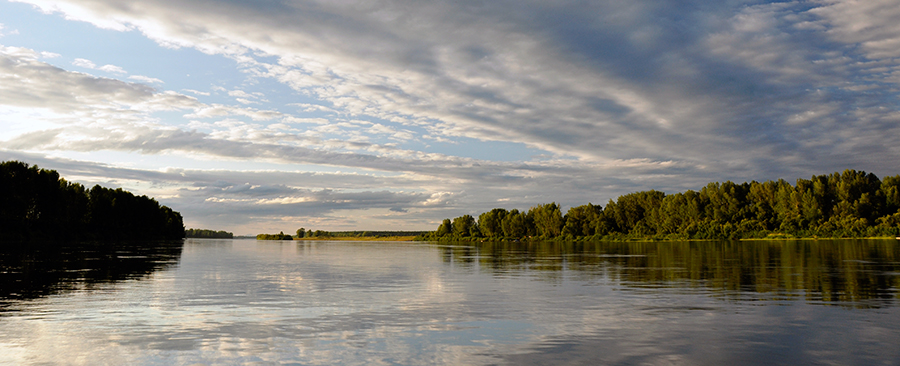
[501,209,527,238]
[529,203,564,238]
[452,215,477,237]
[562,203,602,237]
[478,208,508,238]
[436,219,452,237]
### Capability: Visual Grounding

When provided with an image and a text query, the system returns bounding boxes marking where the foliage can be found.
[1,160,185,242]
[256,231,293,240]
[185,228,233,238]
[263,229,429,240]
[418,170,900,241]
[452,214,477,237]
[478,209,507,238]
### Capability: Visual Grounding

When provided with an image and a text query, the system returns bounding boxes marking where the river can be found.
[1,239,899,365]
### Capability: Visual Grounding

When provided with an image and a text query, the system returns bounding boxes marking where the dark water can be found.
[1,239,899,365]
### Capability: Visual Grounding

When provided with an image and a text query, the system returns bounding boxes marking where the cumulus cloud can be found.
[71,57,95,68]
[98,63,126,74]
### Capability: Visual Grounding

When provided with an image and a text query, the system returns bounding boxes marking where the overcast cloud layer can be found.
[2,0,899,234]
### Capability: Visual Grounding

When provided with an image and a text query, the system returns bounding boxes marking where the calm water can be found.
[1,239,899,365]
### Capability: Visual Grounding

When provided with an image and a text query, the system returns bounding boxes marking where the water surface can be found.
[1,239,899,365]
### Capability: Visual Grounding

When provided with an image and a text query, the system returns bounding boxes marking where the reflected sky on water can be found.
[1,239,899,365]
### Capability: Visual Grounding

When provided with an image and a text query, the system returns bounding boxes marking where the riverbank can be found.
[295,236,418,241]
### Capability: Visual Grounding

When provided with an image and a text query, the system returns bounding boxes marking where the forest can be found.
[185,228,234,239]
[0,160,185,242]
[419,169,900,241]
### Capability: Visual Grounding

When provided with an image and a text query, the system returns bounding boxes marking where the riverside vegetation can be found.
[419,169,900,241]
[256,229,427,241]
[0,160,185,243]
[186,229,234,239]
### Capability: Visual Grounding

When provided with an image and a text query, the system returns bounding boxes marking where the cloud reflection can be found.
[1,240,899,365]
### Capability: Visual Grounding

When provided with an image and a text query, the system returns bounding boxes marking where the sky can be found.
[1,0,899,235]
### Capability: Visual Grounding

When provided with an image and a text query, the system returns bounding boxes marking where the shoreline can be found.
[249,235,900,243]
[293,236,418,241]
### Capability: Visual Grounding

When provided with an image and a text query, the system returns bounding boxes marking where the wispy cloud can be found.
[0,23,20,37]
[72,57,126,74]
[128,75,163,84]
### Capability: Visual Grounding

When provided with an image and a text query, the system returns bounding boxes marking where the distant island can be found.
[186,228,234,239]
[0,160,185,243]
[419,169,900,241]
[256,229,428,241]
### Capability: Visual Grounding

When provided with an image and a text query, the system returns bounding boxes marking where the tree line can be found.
[1,161,185,243]
[295,228,427,238]
[256,229,330,240]
[256,229,429,240]
[185,228,233,238]
[295,227,332,238]
[419,169,900,241]
[256,228,330,240]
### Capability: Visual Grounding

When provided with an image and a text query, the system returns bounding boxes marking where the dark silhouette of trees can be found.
[1,161,184,243]
[185,229,233,238]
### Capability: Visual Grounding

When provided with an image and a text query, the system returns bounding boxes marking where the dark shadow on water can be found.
[0,240,184,307]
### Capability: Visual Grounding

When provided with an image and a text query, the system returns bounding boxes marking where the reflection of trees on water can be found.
[0,241,183,304]
[441,240,900,306]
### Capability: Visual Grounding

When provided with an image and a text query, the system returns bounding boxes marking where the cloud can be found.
[72,57,127,74]
[1,46,164,116]
[185,104,283,121]
[71,57,96,68]
[14,1,896,176]
[809,0,900,60]
[98,64,126,74]
[128,75,163,84]
[182,89,210,96]
[4,0,900,231]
